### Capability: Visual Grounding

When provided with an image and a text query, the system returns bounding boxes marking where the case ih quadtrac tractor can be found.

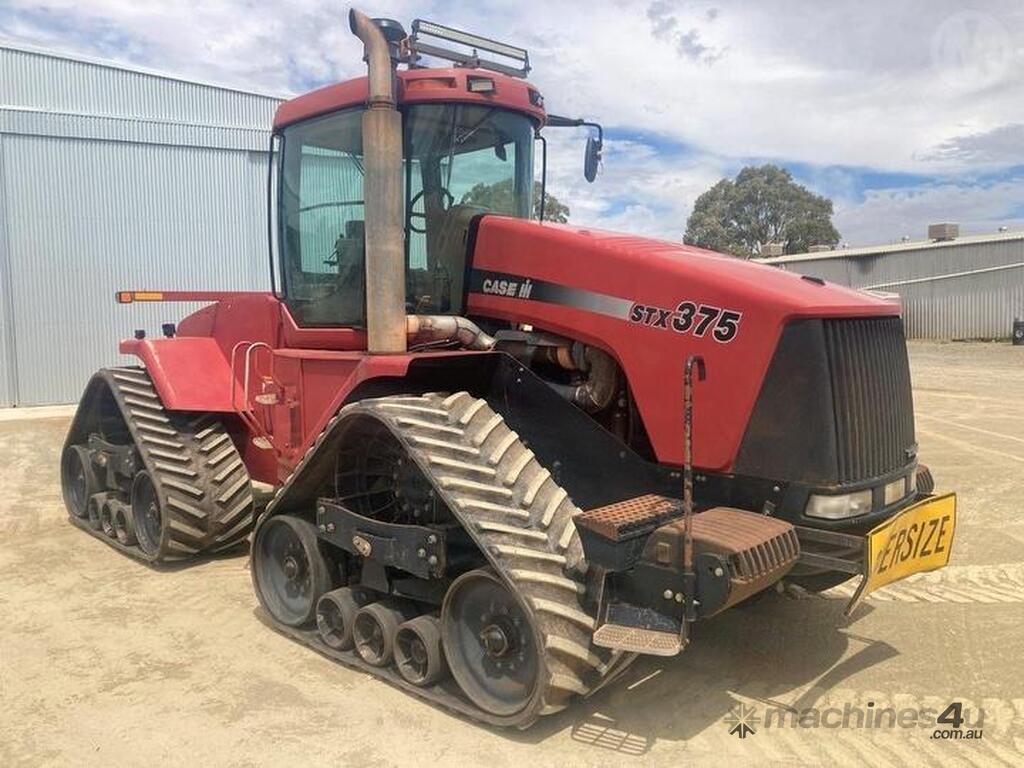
[60,10,956,728]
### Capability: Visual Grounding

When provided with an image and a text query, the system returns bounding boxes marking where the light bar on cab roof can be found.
[409,18,531,78]
[414,20,527,60]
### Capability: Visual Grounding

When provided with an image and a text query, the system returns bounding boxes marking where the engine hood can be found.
[464,216,901,471]
[468,217,894,320]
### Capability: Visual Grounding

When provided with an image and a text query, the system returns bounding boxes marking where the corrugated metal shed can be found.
[759,231,1024,340]
[0,42,286,405]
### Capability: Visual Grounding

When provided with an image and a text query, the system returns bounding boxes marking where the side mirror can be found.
[584,136,602,183]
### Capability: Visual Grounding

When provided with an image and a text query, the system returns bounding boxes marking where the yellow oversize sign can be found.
[863,492,957,596]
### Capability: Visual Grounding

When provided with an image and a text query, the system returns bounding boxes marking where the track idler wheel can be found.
[395,614,448,687]
[441,568,543,718]
[353,600,418,667]
[131,471,164,556]
[316,587,372,650]
[252,515,332,628]
[61,445,99,520]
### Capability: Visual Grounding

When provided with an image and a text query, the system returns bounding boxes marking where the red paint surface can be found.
[123,213,898,483]
[116,66,901,487]
[273,68,546,129]
[121,337,238,412]
[466,217,899,470]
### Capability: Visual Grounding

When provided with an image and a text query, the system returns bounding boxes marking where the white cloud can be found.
[834,175,1024,246]
[6,1,1023,172]
[3,0,1023,246]
[539,129,728,240]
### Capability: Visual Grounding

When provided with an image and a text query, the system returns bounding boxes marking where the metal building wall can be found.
[0,134,13,406]
[0,44,284,405]
[766,236,1024,340]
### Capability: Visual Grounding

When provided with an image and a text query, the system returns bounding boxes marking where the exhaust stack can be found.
[349,9,407,354]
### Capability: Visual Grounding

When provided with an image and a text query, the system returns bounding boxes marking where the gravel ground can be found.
[1,340,1022,767]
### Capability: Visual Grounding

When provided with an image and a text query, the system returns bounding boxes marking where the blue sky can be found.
[3,0,1023,246]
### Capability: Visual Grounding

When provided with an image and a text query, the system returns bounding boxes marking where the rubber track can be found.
[68,367,255,563]
[261,392,633,728]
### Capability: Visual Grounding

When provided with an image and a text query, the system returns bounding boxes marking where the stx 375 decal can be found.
[629,301,743,343]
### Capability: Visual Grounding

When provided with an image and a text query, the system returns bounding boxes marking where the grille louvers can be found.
[824,317,915,483]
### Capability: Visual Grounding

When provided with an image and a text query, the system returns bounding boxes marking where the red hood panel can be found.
[466,216,899,471]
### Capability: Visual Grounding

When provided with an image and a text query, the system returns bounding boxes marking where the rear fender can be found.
[119,337,238,412]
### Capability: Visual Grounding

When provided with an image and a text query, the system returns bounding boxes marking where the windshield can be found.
[404,104,534,314]
[276,105,535,327]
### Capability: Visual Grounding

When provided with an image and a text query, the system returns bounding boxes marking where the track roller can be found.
[86,493,107,531]
[252,515,332,628]
[353,600,418,667]
[112,501,137,546]
[61,444,99,520]
[100,497,118,539]
[316,587,372,650]
[395,614,448,687]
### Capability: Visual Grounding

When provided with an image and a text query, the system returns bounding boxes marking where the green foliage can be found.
[684,164,840,258]
[460,179,570,223]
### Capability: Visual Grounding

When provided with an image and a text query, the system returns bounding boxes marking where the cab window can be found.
[279,109,365,327]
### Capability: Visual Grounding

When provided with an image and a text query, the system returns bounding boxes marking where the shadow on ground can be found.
[510,592,895,754]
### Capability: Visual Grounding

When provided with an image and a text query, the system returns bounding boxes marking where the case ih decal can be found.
[629,301,742,343]
[468,269,633,320]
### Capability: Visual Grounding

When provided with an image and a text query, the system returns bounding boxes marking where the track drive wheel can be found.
[442,568,543,718]
[131,471,164,556]
[252,515,331,628]
[61,445,99,520]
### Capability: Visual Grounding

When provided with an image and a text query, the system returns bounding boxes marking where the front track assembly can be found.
[253,392,634,728]
[61,367,255,564]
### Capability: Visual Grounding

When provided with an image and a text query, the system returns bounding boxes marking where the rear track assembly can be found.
[64,367,255,563]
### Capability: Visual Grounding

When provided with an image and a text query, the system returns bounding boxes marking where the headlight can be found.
[805,489,873,520]
[884,478,906,506]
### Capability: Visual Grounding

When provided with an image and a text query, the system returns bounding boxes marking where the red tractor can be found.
[60,10,956,727]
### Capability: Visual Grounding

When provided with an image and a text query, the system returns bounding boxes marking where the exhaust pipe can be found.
[350,9,407,353]
[349,9,498,354]
[406,315,496,350]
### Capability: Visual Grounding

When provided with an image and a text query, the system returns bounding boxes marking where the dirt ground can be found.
[1,341,1022,767]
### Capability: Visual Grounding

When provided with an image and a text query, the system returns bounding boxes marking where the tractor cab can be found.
[271,19,585,329]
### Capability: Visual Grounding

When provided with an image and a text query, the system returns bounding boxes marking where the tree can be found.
[684,164,840,258]
[460,179,569,223]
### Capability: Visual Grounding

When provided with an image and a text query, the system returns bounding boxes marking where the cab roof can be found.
[273,67,546,130]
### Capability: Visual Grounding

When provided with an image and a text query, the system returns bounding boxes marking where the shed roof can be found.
[758,229,1024,265]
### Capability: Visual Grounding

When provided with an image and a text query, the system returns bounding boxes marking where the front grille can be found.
[823,317,915,483]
